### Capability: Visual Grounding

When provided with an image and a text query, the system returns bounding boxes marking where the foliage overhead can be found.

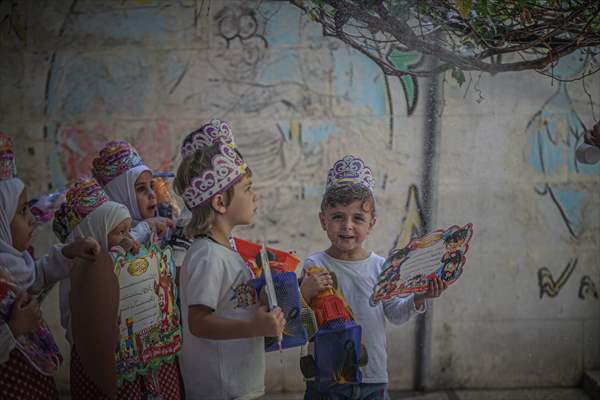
[288,0,600,80]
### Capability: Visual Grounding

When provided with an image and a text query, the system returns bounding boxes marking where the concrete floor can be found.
[261,388,591,400]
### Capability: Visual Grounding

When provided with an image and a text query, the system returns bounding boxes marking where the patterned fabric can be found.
[70,348,181,400]
[92,141,145,186]
[0,349,59,400]
[70,347,142,400]
[52,178,109,243]
[180,119,236,159]
[182,142,247,210]
[0,132,16,181]
[326,155,374,192]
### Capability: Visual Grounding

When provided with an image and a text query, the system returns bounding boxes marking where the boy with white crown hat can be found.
[299,155,448,400]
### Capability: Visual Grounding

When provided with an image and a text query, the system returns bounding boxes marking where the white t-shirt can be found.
[303,251,426,384]
[180,237,265,400]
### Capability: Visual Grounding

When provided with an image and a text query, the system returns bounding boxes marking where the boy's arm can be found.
[188,304,284,340]
[383,294,426,325]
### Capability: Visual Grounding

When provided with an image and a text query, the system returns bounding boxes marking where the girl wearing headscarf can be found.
[54,178,181,400]
[91,141,175,246]
[0,132,100,399]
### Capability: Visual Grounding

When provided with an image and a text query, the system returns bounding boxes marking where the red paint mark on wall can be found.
[57,120,177,182]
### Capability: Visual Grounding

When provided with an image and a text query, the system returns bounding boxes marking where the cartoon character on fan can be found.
[154,266,175,332]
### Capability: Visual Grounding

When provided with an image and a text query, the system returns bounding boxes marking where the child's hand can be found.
[414,275,447,310]
[62,237,101,261]
[145,217,176,238]
[8,291,41,337]
[118,236,141,254]
[252,305,286,337]
[300,271,333,302]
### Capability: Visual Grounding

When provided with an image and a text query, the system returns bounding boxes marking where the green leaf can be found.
[451,67,466,86]
[456,0,473,19]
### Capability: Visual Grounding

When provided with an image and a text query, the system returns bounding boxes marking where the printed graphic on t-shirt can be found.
[230,282,257,308]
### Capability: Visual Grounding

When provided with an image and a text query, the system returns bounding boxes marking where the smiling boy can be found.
[300,155,447,400]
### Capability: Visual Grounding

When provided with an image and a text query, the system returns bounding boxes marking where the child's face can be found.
[10,189,35,252]
[135,171,157,220]
[108,218,133,248]
[225,175,256,226]
[319,200,376,255]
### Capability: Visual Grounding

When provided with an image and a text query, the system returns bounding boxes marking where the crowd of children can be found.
[0,118,456,400]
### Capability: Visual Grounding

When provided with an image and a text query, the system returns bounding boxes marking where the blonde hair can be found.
[174,144,251,238]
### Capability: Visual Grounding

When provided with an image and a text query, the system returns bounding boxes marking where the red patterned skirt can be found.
[70,348,181,399]
[0,349,59,400]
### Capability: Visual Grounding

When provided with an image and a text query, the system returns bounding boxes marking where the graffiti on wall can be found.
[579,276,599,300]
[386,48,422,116]
[537,258,578,298]
[40,1,421,254]
[527,50,600,238]
[391,184,425,251]
[0,1,27,44]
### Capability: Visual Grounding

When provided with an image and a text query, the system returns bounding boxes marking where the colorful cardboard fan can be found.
[371,223,474,305]
[233,238,309,352]
[113,243,181,386]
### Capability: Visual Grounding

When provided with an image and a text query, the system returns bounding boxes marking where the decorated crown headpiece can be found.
[326,155,374,192]
[92,140,145,186]
[0,132,17,181]
[182,142,247,210]
[180,120,236,159]
[52,178,110,242]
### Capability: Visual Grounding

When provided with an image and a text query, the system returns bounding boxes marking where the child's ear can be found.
[368,216,377,232]
[319,212,327,231]
[211,194,227,215]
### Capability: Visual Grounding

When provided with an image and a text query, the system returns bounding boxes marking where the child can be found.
[174,138,286,400]
[91,140,175,246]
[300,155,447,400]
[53,178,181,399]
[0,132,100,399]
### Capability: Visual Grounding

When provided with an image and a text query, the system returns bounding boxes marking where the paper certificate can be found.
[371,223,474,305]
[113,244,181,385]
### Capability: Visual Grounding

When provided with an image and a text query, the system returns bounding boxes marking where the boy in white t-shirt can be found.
[174,128,286,400]
[300,155,447,400]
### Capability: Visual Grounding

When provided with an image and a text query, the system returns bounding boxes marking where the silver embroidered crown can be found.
[326,155,374,191]
[182,143,247,209]
[180,119,236,159]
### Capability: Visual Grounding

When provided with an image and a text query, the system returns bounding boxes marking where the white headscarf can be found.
[0,178,36,291]
[66,201,130,252]
[104,165,152,226]
[59,201,130,344]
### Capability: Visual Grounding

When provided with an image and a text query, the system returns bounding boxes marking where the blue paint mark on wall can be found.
[303,185,325,198]
[527,49,600,237]
[551,187,584,235]
[259,3,302,47]
[302,121,341,144]
[66,8,188,45]
[46,51,150,119]
[334,47,386,117]
[47,123,67,188]
[259,52,301,84]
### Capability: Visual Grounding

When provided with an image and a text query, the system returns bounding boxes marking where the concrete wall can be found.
[1,0,599,393]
